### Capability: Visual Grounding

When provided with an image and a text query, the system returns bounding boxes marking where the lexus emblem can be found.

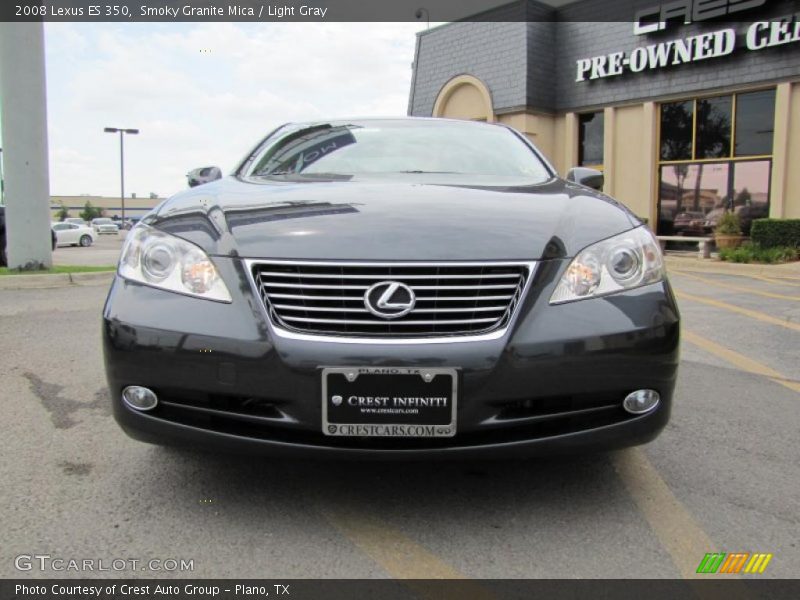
[364,281,416,319]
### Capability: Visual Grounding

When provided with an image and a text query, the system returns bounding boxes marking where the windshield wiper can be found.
[397,170,462,174]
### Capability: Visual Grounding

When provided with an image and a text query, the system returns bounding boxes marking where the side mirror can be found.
[566,167,604,192]
[187,166,222,188]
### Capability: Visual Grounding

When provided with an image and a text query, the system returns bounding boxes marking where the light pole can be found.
[104,127,139,223]
[0,147,4,204]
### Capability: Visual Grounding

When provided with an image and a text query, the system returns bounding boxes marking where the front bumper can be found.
[103,258,680,458]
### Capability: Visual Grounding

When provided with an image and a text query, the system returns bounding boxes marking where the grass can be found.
[718,242,799,264]
[0,265,116,276]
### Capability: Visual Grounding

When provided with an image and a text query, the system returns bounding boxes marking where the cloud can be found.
[44,22,422,196]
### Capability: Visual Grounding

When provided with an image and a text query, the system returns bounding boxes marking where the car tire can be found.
[79,235,92,247]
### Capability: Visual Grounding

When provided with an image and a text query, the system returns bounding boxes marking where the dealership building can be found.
[49,194,163,220]
[408,0,800,234]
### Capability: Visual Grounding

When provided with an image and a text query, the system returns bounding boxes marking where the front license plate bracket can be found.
[321,367,457,438]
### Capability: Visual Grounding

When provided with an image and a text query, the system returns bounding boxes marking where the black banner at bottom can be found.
[3,579,800,600]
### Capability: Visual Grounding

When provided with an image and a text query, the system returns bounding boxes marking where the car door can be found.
[66,223,83,244]
[52,223,71,246]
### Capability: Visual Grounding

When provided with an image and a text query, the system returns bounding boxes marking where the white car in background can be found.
[91,218,119,235]
[65,217,89,227]
[52,222,96,247]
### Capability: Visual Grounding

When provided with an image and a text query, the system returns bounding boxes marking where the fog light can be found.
[122,386,158,411]
[623,389,660,414]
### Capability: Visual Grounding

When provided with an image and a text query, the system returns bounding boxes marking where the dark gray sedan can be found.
[103,118,679,458]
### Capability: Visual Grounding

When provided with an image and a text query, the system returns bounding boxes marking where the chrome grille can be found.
[250,261,534,339]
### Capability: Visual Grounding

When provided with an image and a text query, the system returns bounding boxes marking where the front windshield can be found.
[247,120,551,182]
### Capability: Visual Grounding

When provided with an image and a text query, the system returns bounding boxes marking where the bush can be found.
[719,242,799,264]
[750,219,800,248]
[714,211,741,235]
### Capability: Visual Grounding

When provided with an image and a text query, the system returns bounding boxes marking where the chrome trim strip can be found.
[243,259,538,345]
[272,304,508,314]
[259,281,519,291]
[251,259,534,266]
[268,293,516,302]
[281,316,500,326]
[269,293,367,301]
[409,284,518,290]
[481,403,619,427]
[273,304,371,313]
[260,271,520,280]
[262,282,371,290]
[159,401,297,425]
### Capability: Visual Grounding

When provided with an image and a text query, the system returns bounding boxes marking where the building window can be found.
[735,89,776,157]
[657,89,775,236]
[660,101,693,161]
[695,96,732,159]
[578,111,604,167]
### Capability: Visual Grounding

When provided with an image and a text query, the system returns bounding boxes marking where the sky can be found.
[42,22,425,197]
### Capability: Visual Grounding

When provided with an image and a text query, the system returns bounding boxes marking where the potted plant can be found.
[714,211,744,250]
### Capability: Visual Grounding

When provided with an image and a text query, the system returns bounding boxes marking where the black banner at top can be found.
[2,0,795,23]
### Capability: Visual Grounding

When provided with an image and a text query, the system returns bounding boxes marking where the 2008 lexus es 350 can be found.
[103,118,680,458]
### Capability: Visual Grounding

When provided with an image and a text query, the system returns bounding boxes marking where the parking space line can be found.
[612,449,720,579]
[320,509,463,578]
[750,275,800,288]
[683,330,800,394]
[675,291,800,333]
[671,270,800,301]
[319,509,496,599]
[668,268,800,286]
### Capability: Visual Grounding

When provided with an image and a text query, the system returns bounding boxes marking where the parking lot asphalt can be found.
[52,232,127,267]
[0,251,798,580]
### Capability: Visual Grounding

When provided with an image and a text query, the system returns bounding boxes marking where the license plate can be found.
[321,367,457,437]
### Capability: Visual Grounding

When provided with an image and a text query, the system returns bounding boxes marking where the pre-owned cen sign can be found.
[633,0,767,35]
[576,18,800,82]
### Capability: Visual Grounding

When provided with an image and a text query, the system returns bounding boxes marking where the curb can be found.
[69,271,116,285]
[665,255,800,278]
[0,270,114,290]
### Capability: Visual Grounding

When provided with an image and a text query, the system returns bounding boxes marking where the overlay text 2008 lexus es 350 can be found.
[102,117,680,458]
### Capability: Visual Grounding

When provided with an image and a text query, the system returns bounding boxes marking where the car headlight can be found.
[550,226,664,304]
[118,224,232,303]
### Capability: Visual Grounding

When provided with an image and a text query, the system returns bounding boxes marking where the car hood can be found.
[147,176,640,261]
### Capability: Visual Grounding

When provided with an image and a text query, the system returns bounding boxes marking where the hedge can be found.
[750,219,800,248]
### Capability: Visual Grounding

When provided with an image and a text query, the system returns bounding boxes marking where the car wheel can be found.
[79,235,92,247]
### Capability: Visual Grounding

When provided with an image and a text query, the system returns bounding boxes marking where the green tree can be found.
[56,203,70,221]
[79,201,104,222]
[735,187,752,207]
